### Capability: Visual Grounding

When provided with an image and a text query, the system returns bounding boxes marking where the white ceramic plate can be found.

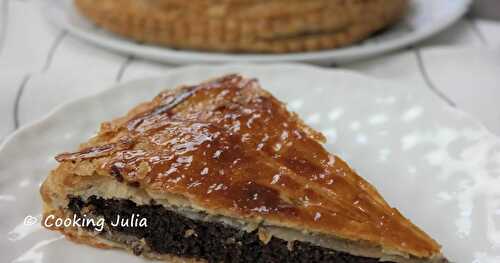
[1,64,499,263]
[42,0,472,65]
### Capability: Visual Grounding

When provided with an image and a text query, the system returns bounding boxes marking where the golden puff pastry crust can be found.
[41,75,446,263]
[74,0,408,53]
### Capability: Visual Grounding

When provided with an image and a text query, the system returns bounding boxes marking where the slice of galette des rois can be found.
[41,75,447,263]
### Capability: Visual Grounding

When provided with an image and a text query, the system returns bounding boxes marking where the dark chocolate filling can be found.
[68,196,390,263]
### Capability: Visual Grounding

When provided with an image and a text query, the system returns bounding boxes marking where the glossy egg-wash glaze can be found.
[57,75,439,258]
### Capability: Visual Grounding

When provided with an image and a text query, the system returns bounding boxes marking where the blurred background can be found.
[0,0,499,141]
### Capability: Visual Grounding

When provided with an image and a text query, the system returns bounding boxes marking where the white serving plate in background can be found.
[43,0,472,65]
[0,64,499,262]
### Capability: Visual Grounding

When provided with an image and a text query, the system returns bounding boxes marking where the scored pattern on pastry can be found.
[74,0,408,53]
[41,75,446,262]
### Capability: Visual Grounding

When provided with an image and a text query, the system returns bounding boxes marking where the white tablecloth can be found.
[1,0,500,142]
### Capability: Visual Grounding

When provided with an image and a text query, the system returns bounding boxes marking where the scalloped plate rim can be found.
[41,0,473,64]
